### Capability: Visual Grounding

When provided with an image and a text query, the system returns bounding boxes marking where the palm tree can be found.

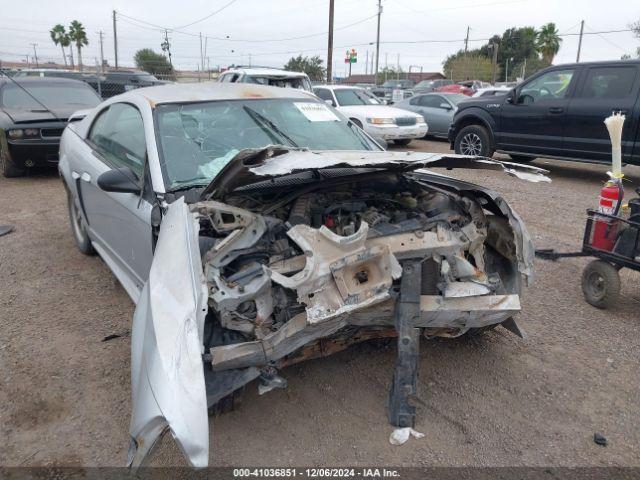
[50,24,70,67]
[68,20,88,71]
[536,23,562,64]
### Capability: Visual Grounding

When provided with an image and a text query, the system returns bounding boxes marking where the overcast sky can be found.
[1,0,639,75]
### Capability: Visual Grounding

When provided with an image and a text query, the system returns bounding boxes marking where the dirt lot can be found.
[1,139,639,468]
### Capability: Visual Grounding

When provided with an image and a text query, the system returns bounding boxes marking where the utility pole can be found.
[396,53,400,80]
[374,0,382,85]
[112,10,118,69]
[576,20,584,62]
[199,33,204,82]
[161,29,173,68]
[365,50,368,75]
[490,42,499,85]
[98,31,104,73]
[326,0,334,83]
[464,26,470,54]
[30,43,38,68]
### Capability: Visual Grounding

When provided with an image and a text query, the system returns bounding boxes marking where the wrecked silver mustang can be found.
[58,83,548,467]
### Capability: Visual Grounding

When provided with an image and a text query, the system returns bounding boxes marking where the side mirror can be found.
[324,99,336,107]
[506,89,516,104]
[97,167,140,194]
[440,102,452,110]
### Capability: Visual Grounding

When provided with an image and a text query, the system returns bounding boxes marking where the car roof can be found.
[313,85,365,90]
[223,67,308,77]
[0,76,93,88]
[109,81,317,105]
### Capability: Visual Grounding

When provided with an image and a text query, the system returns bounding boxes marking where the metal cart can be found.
[537,192,640,308]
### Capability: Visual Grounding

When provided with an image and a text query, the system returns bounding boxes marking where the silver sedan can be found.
[394,92,469,138]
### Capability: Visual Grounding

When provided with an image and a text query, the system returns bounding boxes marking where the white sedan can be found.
[313,85,428,145]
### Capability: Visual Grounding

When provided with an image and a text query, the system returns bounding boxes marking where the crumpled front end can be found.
[130,149,542,467]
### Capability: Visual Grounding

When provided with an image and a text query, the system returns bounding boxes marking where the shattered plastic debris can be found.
[389,427,425,445]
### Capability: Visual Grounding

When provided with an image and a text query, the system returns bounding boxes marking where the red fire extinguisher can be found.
[591,180,623,251]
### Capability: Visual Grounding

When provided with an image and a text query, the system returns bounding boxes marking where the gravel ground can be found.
[1,139,639,468]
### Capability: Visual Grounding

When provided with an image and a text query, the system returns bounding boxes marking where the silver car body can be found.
[393,93,470,138]
[59,83,549,467]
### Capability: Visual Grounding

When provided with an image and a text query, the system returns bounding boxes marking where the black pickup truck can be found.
[449,60,640,165]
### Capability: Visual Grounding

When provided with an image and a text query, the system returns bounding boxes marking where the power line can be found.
[172,0,239,30]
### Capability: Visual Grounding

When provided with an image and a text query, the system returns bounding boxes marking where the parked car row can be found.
[11,68,168,99]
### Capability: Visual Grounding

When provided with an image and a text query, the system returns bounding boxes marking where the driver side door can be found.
[79,103,155,301]
[498,68,577,156]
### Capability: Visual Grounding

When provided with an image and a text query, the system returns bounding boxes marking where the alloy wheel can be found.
[460,133,483,156]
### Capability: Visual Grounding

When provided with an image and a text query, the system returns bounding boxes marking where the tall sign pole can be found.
[112,10,118,69]
[326,0,335,83]
[374,0,382,85]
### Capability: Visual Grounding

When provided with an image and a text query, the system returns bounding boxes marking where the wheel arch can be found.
[454,109,497,148]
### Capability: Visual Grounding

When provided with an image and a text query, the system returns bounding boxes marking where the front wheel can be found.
[393,139,412,146]
[454,125,494,157]
[581,260,620,309]
[67,193,95,255]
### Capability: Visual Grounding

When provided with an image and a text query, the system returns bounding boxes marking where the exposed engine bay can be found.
[192,169,525,375]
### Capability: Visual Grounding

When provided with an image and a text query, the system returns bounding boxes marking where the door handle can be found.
[548,107,564,114]
[80,172,91,182]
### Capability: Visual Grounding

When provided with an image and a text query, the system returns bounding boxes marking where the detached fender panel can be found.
[128,197,209,468]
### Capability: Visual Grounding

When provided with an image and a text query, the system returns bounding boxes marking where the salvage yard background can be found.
[1,139,638,467]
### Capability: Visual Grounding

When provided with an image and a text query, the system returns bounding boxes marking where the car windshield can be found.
[445,94,469,105]
[334,88,380,106]
[243,75,311,91]
[1,83,100,110]
[414,80,434,88]
[155,98,380,190]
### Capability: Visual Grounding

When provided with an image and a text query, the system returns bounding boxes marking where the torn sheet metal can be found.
[202,147,550,200]
[269,222,402,323]
[128,198,209,468]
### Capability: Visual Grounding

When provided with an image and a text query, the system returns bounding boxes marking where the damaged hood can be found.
[200,147,550,200]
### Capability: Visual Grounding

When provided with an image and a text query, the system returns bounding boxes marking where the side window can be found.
[579,67,637,99]
[88,103,146,175]
[519,69,574,104]
[219,73,228,82]
[315,88,334,104]
[420,95,442,108]
[409,96,421,105]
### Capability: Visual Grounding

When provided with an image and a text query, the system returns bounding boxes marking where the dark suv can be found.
[449,60,640,165]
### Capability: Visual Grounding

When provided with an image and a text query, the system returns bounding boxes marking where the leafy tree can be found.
[283,55,326,81]
[134,49,174,78]
[443,52,493,82]
[375,66,405,84]
[50,24,70,67]
[536,23,562,64]
[510,55,551,81]
[68,20,88,71]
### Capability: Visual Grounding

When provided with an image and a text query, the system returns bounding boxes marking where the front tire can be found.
[582,260,620,309]
[393,139,412,146]
[454,124,494,157]
[1,145,25,178]
[67,193,95,255]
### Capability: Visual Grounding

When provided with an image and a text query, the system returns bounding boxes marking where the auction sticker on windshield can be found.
[294,102,340,122]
